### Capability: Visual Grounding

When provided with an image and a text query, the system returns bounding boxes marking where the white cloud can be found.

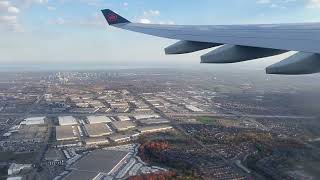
[0,1,10,8]
[256,0,319,9]
[77,13,105,27]
[0,1,21,31]
[140,9,175,25]
[283,0,296,2]
[8,6,19,13]
[13,0,48,7]
[0,1,10,11]
[139,18,151,24]
[47,6,56,11]
[257,0,271,4]
[270,3,287,9]
[143,10,160,16]
[307,0,320,8]
[0,15,22,32]
[159,20,175,25]
[47,13,107,28]
[0,15,17,23]
[27,0,48,4]
[123,2,128,7]
[48,17,66,25]
[139,10,160,24]
[56,17,66,25]
[256,0,290,9]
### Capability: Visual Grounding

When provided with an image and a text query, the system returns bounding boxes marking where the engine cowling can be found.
[201,45,287,63]
[266,52,320,75]
[165,41,221,54]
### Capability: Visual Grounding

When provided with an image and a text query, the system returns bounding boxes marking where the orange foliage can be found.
[138,141,170,162]
[128,171,176,180]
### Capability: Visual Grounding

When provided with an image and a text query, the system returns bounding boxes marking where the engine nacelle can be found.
[201,45,287,63]
[165,41,221,54]
[266,52,320,75]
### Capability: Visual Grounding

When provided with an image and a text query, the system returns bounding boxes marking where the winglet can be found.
[101,9,130,25]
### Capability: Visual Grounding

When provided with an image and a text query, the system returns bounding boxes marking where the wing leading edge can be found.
[101,9,320,75]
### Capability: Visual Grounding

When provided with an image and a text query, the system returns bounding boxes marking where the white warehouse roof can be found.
[87,116,112,124]
[117,116,131,121]
[185,105,203,112]
[59,116,78,126]
[20,117,45,125]
[134,114,160,120]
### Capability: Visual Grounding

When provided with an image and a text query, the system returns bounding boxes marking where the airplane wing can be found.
[101,9,320,75]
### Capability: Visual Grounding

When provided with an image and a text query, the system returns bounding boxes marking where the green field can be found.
[197,116,218,125]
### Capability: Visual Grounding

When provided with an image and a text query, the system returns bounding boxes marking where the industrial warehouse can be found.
[138,125,173,134]
[84,123,112,137]
[58,116,78,126]
[54,115,174,146]
[117,116,131,121]
[64,149,129,180]
[85,137,109,146]
[86,116,112,124]
[109,132,140,143]
[20,117,46,125]
[138,118,170,125]
[56,125,79,141]
[111,121,136,132]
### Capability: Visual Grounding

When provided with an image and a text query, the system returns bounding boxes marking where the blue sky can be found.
[1,0,320,67]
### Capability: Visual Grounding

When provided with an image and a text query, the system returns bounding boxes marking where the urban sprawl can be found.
[0,69,320,180]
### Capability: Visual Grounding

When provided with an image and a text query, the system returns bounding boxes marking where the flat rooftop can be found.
[87,116,112,124]
[185,105,204,112]
[85,137,109,145]
[111,121,136,131]
[58,116,78,126]
[56,125,78,141]
[138,125,173,133]
[134,114,160,120]
[8,125,47,141]
[117,116,131,121]
[68,149,128,176]
[109,132,140,142]
[63,170,98,180]
[139,118,170,125]
[84,123,112,137]
[20,117,45,125]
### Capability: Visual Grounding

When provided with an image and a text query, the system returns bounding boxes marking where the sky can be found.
[1,0,320,68]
